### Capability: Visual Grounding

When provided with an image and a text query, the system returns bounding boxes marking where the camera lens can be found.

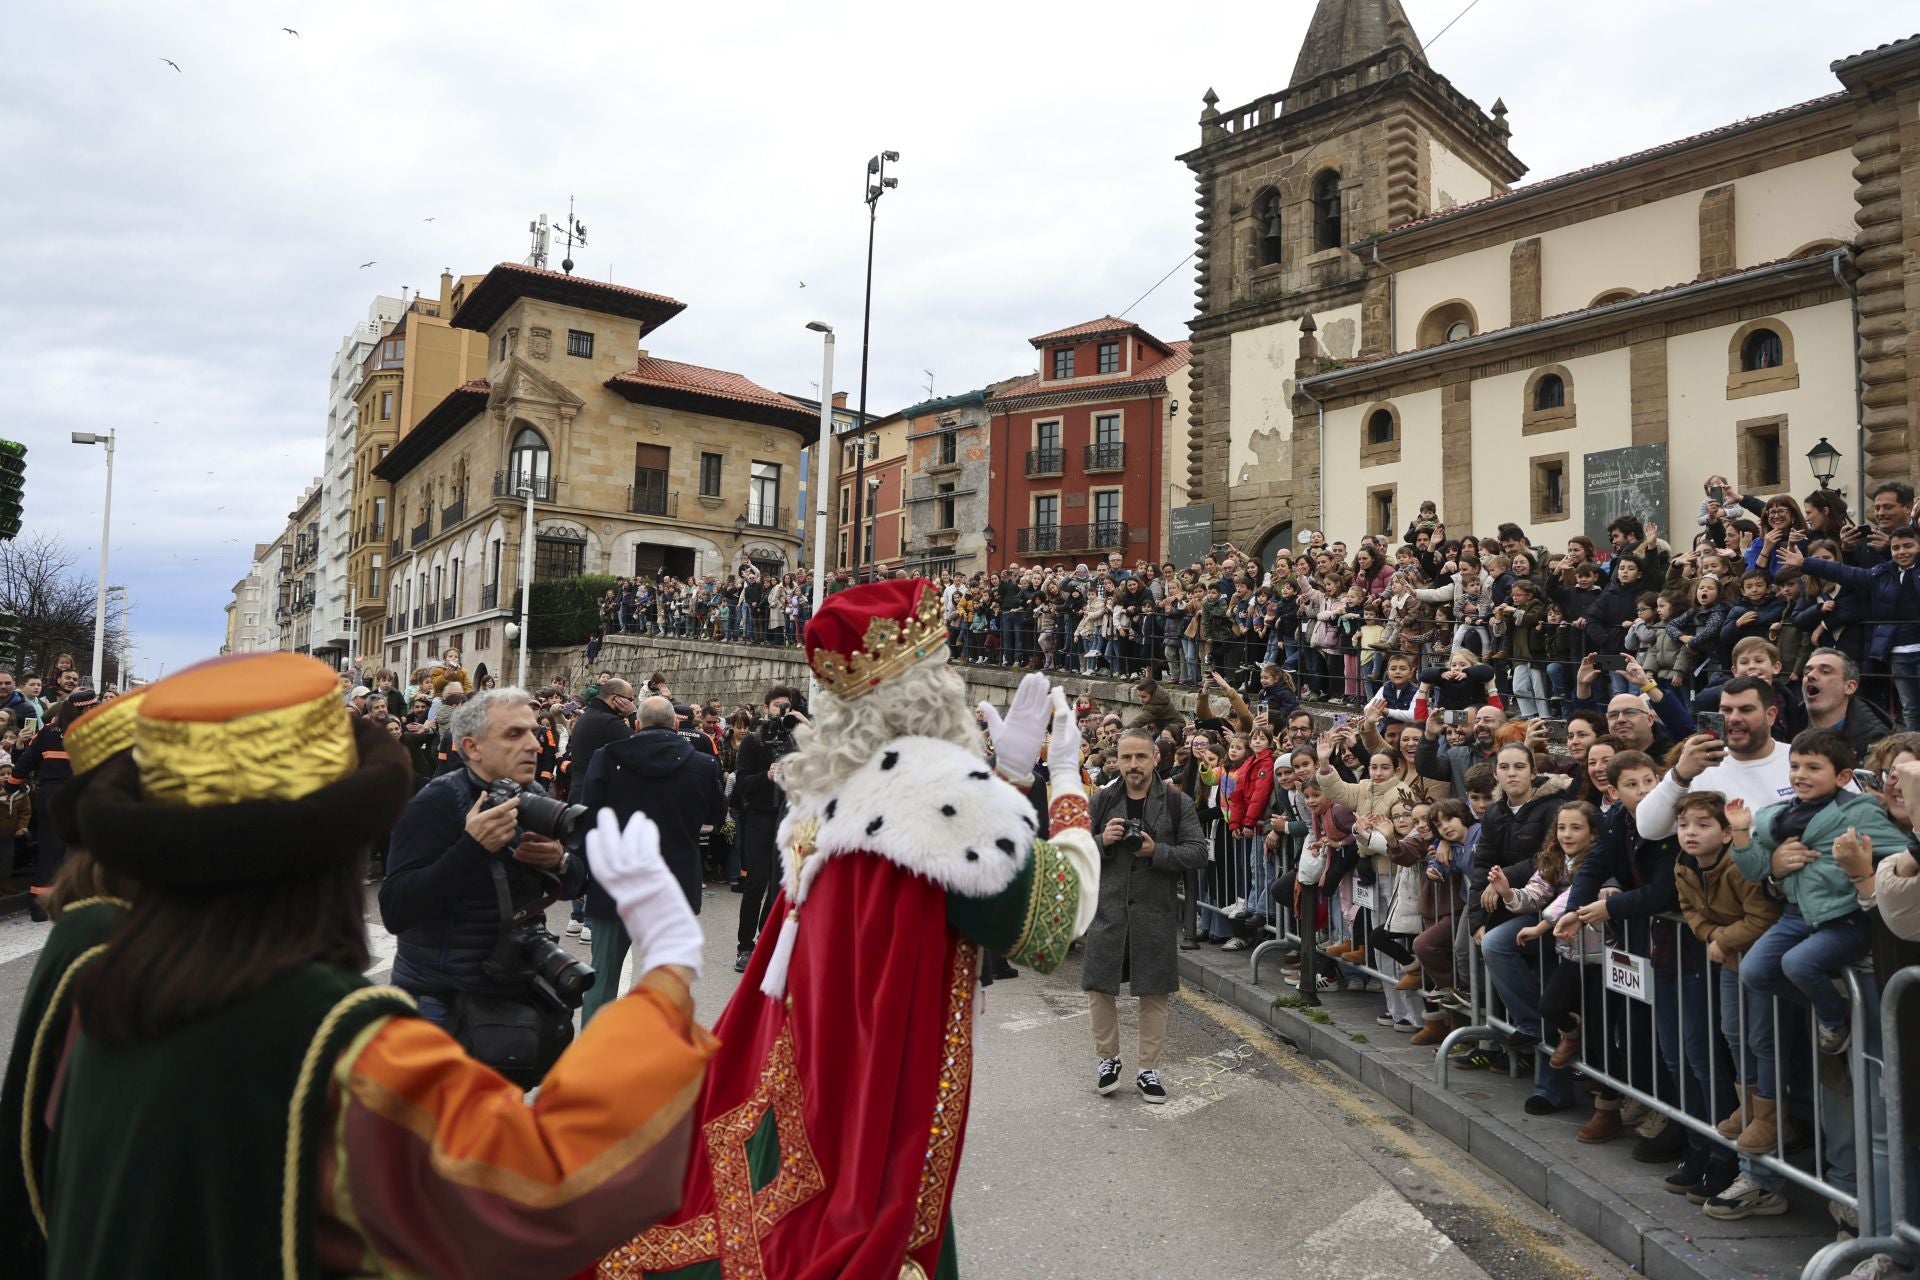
[517,792,591,840]
[523,930,595,1003]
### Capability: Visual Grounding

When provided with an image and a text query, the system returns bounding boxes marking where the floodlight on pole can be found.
[70,430,116,689]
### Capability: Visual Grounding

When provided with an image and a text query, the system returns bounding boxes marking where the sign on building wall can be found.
[1169,503,1215,569]
[1583,444,1668,546]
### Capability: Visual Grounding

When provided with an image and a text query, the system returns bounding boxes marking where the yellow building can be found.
[373,262,818,681]
[347,272,490,663]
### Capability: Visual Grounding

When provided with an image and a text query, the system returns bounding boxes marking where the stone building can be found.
[985,318,1188,571]
[272,482,321,654]
[372,262,817,680]
[824,409,907,576]
[898,388,999,578]
[1182,1,1920,557]
[222,541,275,656]
[316,294,405,669]
[346,274,491,664]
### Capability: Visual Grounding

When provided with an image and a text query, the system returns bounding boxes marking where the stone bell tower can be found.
[1177,0,1524,562]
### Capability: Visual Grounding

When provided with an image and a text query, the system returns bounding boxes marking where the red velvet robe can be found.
[599,854,976,1280]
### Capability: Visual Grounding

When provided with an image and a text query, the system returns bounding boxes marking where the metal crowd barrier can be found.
[1430,907,1886,1240]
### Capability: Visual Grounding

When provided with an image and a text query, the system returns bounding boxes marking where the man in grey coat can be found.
[1085,727,1208,1102]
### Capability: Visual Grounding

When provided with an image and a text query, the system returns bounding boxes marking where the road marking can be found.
[1294,1187,1454,1272]
[1144,1093,1212,1119]
[1178,991,1595,1280]
[0,917,53,966]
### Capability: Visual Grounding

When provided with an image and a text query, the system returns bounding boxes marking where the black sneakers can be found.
[1096,1057,1123,1095]
[734,947,753,974]
[1136,1069,1167,1103]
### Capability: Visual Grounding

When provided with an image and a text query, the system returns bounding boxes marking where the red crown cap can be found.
[804,578,947,700]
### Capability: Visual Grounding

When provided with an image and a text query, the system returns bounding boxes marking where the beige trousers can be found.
[1088,991,1170,1069]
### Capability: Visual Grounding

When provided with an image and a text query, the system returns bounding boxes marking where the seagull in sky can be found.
[359,260,377,269]
[422,216,436,222]
[282,27,300,37]
[160,57,181,72]
[798,281,806,288]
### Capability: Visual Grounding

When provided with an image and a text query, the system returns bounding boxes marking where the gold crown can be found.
[808,584,949,700]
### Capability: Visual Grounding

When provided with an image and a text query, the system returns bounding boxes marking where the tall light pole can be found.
[866,475,882,579]
[852,150,898,584]
[806,322,837,629]
[516,480,534,689]
[70,430,115,690]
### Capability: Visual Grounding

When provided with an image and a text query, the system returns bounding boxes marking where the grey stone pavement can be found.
[2,883,1631,1280]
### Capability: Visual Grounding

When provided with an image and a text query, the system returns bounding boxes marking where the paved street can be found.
[2,885,1629,1279]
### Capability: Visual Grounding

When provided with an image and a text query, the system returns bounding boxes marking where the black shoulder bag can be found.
[445,860,575,1089]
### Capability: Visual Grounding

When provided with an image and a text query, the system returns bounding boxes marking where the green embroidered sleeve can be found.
[943,839,1082,973]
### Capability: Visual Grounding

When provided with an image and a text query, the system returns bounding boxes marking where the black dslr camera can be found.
[1113,818,1148,855]
[481,866,596,1010]
[758,696,805,758]
[481,777,589,840]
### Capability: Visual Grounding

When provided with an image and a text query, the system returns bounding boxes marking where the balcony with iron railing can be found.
[442,594,455,620]
[389,535,402,560]
[1024,448,1064,478]
[1083,441,1126,473]
[1015,521,1128,555]
[743,504,786,532]
[410,517,431,549]
[386,613,400,636]
[627,486,679,517]
[494,470,551,501]
[442,495,466,528]
[425,601,439,625]
[412,607,422,629]
[481,583,499,610]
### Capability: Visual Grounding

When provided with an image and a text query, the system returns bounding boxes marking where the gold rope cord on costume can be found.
[65,690,148,774]
[21,944,109,1235]
[137,688,356,807]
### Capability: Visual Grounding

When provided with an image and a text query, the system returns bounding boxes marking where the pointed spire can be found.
[1490,97,1510,139]
[1290,0,1427,89]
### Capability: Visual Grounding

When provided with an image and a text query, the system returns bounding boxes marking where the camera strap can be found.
[488,856,516,928]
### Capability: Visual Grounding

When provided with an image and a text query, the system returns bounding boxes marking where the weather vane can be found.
[556,195,587,276]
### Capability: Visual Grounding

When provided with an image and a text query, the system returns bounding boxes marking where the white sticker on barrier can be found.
[1351,881,1376,912]
[1604,949,1652,1004]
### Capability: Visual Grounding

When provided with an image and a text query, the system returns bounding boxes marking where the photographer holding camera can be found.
[733,684,807,973]
[381,687,592,1086]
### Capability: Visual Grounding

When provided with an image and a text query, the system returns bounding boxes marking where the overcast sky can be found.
[1,0,1898,678]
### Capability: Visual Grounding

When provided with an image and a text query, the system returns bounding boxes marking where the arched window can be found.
[1415,299,1477,348]
[1533,373,1565,410]
[1741,328,1784,372]
[1255,188,1284,267]
[1367,408,1395,445]
[1359,401,1400,465]
[1312,170,1342,252]
[509,427,551,500]
[1523,365,1576,435]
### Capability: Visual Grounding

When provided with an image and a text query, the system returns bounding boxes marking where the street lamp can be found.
[516,480,534,689]
[806,321,837,628]
[70,430,116,690]
[852,149,898,591]
[1806,436,1842,490]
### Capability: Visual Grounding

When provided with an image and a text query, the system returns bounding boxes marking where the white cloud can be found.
[0,0,1892,676]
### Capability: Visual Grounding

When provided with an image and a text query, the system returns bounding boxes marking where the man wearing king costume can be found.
[599,578,1099,1280]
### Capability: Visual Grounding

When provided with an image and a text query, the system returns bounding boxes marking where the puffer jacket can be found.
[1674,851,1781,966]
[380,768,589,999]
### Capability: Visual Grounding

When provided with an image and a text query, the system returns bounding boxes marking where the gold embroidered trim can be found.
[908,939,977,1251]
[20,944,108,1236]
[1007,841,1079,973]
[1048,792,1090,833]
[65,689,147,774]
[138,686,356,808]
[607,1023,824,1279]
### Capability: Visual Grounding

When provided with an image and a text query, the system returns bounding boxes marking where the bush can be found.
[526,574,617,647]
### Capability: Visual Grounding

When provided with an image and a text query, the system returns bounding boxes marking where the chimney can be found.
[832,392,848,408]
[440,269,453,306]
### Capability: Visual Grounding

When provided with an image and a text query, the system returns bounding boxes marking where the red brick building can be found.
[985,318,1189,570]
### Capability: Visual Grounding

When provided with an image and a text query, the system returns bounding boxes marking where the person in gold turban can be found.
[7,651,715,1280]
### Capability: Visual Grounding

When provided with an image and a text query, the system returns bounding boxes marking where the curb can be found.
[1179,952,1818,1280]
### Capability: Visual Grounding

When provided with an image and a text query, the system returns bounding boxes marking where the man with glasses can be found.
[1576,654,1692,758]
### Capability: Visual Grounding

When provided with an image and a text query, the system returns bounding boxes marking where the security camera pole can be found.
[852,150,898,583]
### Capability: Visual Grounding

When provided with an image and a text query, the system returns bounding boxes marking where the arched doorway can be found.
[1252,522,1293,579]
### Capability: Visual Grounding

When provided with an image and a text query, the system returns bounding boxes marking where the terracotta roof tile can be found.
[1028,315,1137,345]
[1832,32,1920,72]
[990,341,1191,405]
[1378,92,1850,239]
[610,357,804,413]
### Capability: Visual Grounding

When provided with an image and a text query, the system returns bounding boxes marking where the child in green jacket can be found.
[1730,728,1906,1054]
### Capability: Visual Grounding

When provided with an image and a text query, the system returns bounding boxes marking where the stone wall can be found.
[527,636,1201,720]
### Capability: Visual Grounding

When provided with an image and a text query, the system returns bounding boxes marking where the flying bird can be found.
[359,260,376,269]
[282,27,300,37]
[160,57,181,72]
[422,216,436,222]
[798,281,806,288]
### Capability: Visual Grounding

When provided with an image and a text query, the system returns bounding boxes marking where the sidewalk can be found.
[1179,943,1844,1280]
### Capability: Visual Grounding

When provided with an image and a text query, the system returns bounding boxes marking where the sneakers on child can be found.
[1818,1022,1852,1056]
[1136,1069,1167,1104]
[1222,898,1249,920]
[579,925,592,944]
[1222,937,1250,952]
[1830,1198,1859,1242]
[1702,1174,1790,1220]
[1096,1057,1123,1096]
[565,920,582,936]
[1375,1013,1398,1028]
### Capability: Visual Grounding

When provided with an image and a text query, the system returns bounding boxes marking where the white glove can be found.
[586,808,704,979]
[979,672,1052,782]
[1046,687,1085,798]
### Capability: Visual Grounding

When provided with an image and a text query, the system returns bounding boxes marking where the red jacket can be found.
[1227,747,1274,831]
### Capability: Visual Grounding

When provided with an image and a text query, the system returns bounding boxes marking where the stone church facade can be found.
[1182,1,1920,557]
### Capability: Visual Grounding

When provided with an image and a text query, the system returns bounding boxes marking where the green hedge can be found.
[526,574,617,646]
